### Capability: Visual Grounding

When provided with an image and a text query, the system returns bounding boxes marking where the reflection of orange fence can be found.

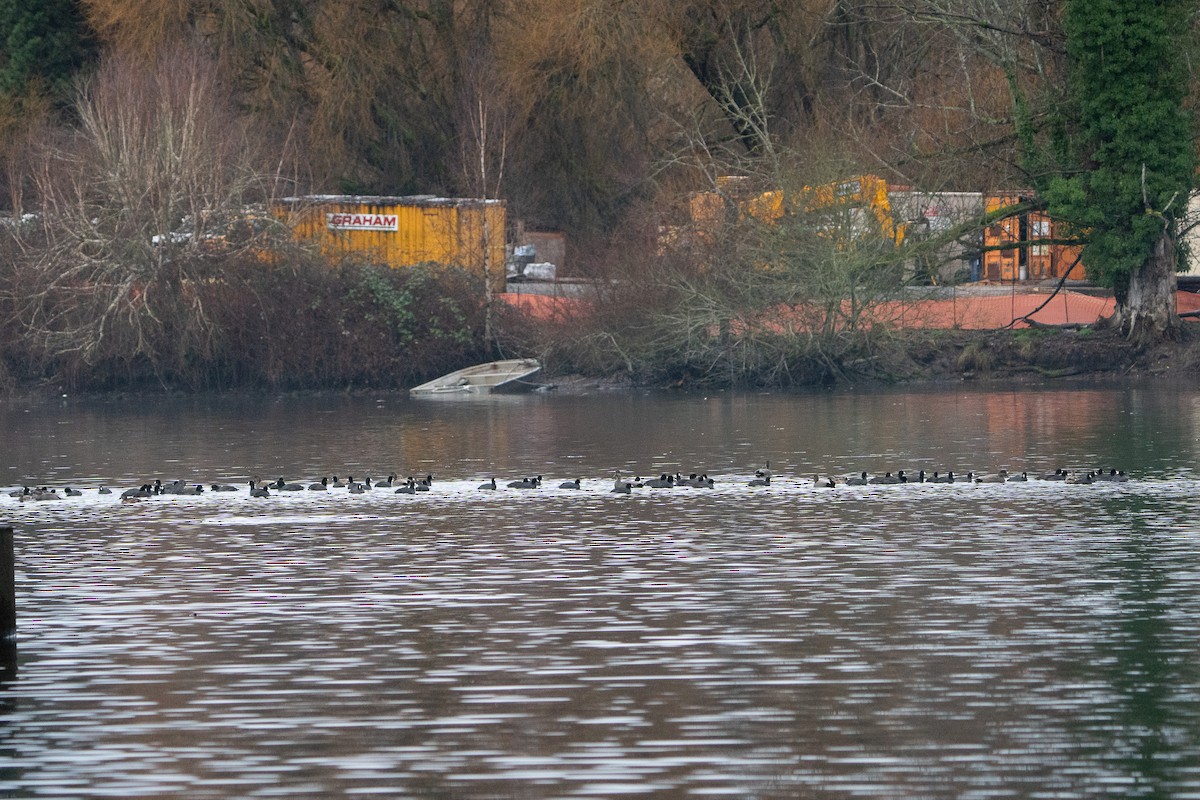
[984,195,1084,282]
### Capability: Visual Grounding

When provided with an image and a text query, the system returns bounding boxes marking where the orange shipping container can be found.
[1027,211,1053,279]
[983,195,1021,281]
[984,196,1086,281]
[1052,243,1085,280]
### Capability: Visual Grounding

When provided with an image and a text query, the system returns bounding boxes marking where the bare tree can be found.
[457,29,516,349]
[6,47,294,376]
[563,23,928,387]
[80,0,190,62]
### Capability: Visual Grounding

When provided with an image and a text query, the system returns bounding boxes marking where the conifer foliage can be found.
[0,0,94,98]
[1044,0,1196,343]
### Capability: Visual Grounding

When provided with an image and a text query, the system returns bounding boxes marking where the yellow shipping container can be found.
[277,195,506,290]
[684,175,904,246]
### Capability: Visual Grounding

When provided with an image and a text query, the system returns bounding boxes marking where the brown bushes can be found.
[523,207,914,389]
[0,246,492,391]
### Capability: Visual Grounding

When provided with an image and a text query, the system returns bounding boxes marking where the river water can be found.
[2,384,1200,799]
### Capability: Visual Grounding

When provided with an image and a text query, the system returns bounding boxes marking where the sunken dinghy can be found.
[409,359,541,396]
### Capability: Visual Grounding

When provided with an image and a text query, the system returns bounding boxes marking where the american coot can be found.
[558,478,581,489]
[477,478,498,491]
[507,476,541,489]
[161,479,201,495]
[308,477,329,491]
[249,480,270,498]
[120,487,149,502]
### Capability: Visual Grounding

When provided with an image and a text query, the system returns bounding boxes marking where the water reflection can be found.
[1,385,1199,798]
[1083,494,1200,798]
[7,384,1200,487]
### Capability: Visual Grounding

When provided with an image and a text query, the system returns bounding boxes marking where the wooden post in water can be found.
[0,527,14,640]
[0,526,14,680]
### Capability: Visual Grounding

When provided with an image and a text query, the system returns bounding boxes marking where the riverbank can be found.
[509,279,1200,391]
[3,324,1197,401]
[896,324,1199,384]
[536,323,1200,395]
[3,284,1198,399]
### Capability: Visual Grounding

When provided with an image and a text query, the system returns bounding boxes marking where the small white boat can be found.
[409,359,542,396]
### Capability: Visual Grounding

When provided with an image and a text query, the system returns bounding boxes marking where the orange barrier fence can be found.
[502,290,1200,330]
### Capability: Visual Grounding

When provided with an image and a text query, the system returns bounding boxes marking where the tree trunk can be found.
[483,210,494,348]
[1115,227,1179,346]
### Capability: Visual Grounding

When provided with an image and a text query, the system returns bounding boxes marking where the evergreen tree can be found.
[0,0,94,99]
[1043,0,1196,344]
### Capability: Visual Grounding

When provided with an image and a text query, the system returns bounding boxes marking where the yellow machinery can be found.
[683,175,905,249]
[797,176,904,245]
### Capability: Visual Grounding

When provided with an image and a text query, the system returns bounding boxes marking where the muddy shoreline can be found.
[542,324,1200,394]
[4,325,1199,402]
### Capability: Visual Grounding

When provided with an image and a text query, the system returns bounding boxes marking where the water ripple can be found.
[3,474,1200,798]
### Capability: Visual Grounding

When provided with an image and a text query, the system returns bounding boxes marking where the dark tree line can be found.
[0,0,1196,385]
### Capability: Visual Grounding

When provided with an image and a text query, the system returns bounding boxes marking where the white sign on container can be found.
[326,212,399,231]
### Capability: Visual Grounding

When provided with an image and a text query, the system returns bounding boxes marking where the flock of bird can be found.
[3,463,1131,503]
[605,464,1128,493]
